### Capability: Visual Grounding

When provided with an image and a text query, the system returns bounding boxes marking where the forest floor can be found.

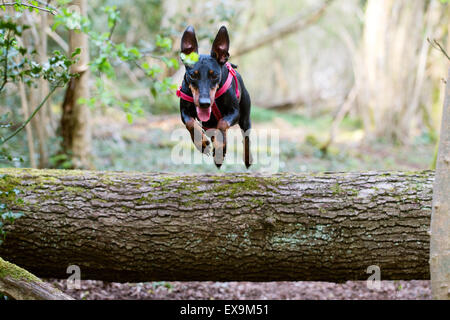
[51,106,434,300]
[51,280,431,300]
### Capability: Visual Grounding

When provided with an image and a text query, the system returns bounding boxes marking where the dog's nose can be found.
[199,97,211,108]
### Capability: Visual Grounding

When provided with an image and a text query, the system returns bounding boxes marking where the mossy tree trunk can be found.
[0,169,433,282]
[0,257,73,300]
[430,69,450,300]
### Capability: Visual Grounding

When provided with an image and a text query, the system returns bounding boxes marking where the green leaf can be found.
[156,35,172,51]
[180,52,199,66]
[128,47,141,59]
[142,62,150,70]
[150,86,158,98]
[126,113,133,124]
[71,47,81,57]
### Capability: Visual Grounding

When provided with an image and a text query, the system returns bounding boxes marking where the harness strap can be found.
[176,62,240,128]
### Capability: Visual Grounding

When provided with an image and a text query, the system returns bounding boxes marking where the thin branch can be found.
[0,85,59,145]
[427,38,450,61]
[132,60,147,74]
[108,19,117,41]
[45,27,68,52]
[232,0,335,58]
[320,85,358,154]
[34,0,59,12]
[0,1,56,15]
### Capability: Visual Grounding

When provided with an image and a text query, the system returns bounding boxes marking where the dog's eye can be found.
[209,70,218,80]
[190,70,200,80]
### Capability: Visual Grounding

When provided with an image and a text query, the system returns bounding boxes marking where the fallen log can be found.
[0,257,73,300]
[0,169,433,282]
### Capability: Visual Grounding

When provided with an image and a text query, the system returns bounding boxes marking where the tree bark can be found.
[60,0,92,169]
[22,13,49,168]
[430,69,450,300]
[18,81,37,168]
[0,257,73,300]
[0,169,433,283]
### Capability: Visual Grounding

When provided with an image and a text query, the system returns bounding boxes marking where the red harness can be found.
[176,62,240,128]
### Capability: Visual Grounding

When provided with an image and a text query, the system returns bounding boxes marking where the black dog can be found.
[177,26,252,168]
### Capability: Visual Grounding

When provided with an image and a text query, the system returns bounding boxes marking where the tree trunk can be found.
[18,81,37,168]
[430,69,450,300]
[22,14,49,168]
[0,257,73,300]
[0,169,433,283]
[60,0,92,169]
[356,0,444,143]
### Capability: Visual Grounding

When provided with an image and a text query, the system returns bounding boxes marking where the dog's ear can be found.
[181,26,198,56]
[211,26,230,65]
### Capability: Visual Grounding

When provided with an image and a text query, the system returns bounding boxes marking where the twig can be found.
[34,0,59,12]
[45,27,68,52]
[427,38,450,61]
[108,19,117,41]
[320,85,358,154]
[232,0,335,57]
[132,60,147,74]
[0,85,59,145]
[0,1,56,15]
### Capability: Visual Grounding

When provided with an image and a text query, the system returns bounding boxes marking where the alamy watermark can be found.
[66,265,81,290]
[366,265,381,290]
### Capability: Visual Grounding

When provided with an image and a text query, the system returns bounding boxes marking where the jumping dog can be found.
[177,26,252,168]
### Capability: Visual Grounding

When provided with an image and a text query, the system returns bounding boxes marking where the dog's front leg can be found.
[210,119,229,168]
[185,118,211,156]
[211,105,240,168]
[181,103,211,156]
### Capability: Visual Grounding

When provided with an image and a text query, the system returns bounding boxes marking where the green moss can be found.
[251,198,264,206]
[0,257,41,282]
[209,175,281,197]
[0,174,21,187]
[331,183,344,195]
[136,195,166,204]
[40,176,58,182]
[64,186,86,194]
[0,175,27,207]
[0,173,60,197]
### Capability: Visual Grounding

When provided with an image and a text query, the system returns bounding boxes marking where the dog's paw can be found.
[214,151,224,169]
[213,146,226,168]
[244,151,253,169]
[202,141,212,156]
[194,138,211,156]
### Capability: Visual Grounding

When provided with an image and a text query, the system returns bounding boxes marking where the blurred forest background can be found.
[0,0,449,173]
